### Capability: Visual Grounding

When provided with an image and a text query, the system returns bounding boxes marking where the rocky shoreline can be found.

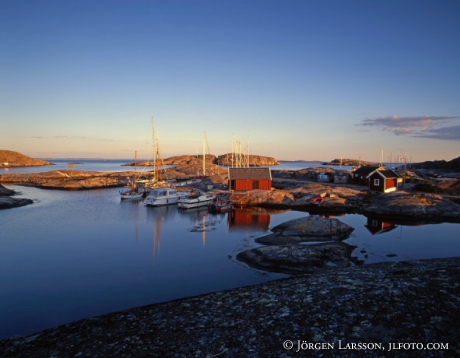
[1,256,458,357]
[0,184,33,209]
[2,167,460,222]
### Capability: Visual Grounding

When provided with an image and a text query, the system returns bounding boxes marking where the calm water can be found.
[1,161,459,340]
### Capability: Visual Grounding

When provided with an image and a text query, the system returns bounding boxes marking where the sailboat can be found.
[120,151,144,200]
[192,131,211,183]
[140,119,172,192]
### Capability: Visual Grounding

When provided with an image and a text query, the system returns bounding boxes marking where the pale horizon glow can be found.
[1,0,459,163]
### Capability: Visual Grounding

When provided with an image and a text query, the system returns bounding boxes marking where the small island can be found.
[0,150,54,168]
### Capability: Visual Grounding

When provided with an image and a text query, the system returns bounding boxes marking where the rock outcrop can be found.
[127,155,218,167]
[230,184,365,212]
[237,216,357,274]
[0,184,15,196]
[216,153,279,166]
[364,190,460,222]
[0,197,34,210]
[0,184,33,209]
[413,156,460,170]
[322,158,379,167]
[125,153,279,168]
[0,170,137,190]
[236,242,358,274]
[256,215,355,245]
[0,150,53,167]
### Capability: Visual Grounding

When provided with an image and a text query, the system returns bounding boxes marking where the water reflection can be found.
[227,207,273,232]
[364,217,398,235]
[145,205,178,259]
[181,207,213,247]
[120,196,143,242]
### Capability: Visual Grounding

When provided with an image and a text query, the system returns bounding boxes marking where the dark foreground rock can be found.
[237,242,359,274]
[0,183,15,196]
[1,257,458,357]
[0,184,33,209]
[0,197,34,209]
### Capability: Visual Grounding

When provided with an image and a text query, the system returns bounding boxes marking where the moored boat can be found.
[208,198,234,213]
[145,187,186,207]
[120,187,144,200]
[178,190,215,209]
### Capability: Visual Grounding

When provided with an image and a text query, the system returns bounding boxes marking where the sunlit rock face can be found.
[216,154,279,166]
[364,190,460,221]
[0,150,53,167]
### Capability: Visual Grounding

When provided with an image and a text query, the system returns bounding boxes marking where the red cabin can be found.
[228,168,272,191]
[367,169,400,193]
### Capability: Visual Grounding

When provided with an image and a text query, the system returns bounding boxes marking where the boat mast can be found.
[151,119,158,182]
[247,136,250,167]
[203,131,206,176]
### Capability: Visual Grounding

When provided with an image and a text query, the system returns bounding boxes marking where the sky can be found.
[1,0,459,162]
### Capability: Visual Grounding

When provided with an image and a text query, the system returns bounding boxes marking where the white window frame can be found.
[374,179,380,186]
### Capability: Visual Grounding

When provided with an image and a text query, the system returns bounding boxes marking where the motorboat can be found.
[145,187,185,207]
[120,188,144,200]
[178,190,215,209]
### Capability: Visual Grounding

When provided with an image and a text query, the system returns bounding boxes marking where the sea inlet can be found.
[1,180,459,340]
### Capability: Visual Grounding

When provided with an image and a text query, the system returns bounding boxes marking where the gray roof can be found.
[228,167,272,180]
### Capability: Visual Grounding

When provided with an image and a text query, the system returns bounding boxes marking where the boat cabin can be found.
[228,167,272,191]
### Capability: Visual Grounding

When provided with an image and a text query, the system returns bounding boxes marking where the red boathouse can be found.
[228,167,272,191]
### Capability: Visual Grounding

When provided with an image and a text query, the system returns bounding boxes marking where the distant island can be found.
[2,149,460,173]
[322,158,380,167]
[412,157,460,170]
[123,153,280,167]
[0,150,54,167]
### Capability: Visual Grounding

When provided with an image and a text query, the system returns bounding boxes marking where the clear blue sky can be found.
[1,0,459,162]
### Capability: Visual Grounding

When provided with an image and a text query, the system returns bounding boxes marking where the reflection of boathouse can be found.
[365,217,397,235]
[228,168,272,191]
[227,208,271,232]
